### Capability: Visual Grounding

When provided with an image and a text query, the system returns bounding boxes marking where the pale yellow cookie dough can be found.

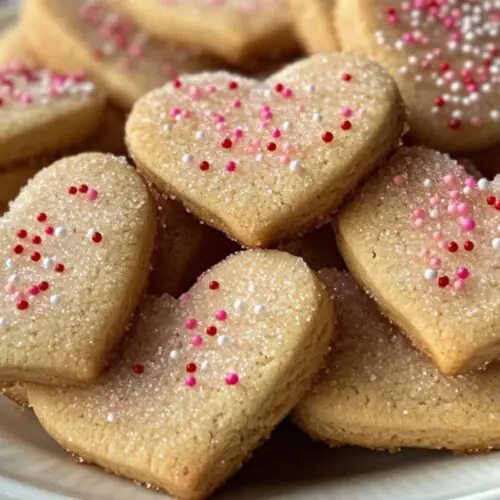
[289,0,339,54]
[334,0,500,154]
[336,147,500,375]
[21,0,220,110]
[295,269,500,452]
[127,53,405,247]
[28,250,334,500]
[0,153,156,385]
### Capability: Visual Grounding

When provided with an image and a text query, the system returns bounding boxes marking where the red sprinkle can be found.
[32,235,42,245]
[221,138,233,149]
[172,79,182,89]
[186,363,197,373]
[55,264,65,273]
[274,83,284,93]
[487,195,497,206]
[92,232,103,243]
[68,186,78,195]
[17,229,27,239]
[37,213,47,223]
[199,160,210,171]
[341,120,352,131]
[13,245,24,255]
[447,241,459,253]
[464,240,474,251]
[79,184,88,194]
[228,81,238,90]
[209,281,220,290]
[17,300,29,311]
[206,326,218,336]
[31,252,41,262]
[449,119,461,130]
[131,364,144,375]
[39,281,49,291]
[438,276,450,288]
[322,131,334,143]
[342,73,352,82]
[45,226,54,236]
[267,142,277,152]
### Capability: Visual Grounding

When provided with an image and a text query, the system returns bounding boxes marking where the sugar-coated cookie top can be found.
[373,0,500,132]
[0,154,153,381]
[305,269,500,427]
[0,63,96,108]
[66,0,217,79]
[28,250,331,489]
[127,53,402,244]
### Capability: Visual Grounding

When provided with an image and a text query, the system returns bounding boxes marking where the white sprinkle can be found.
[491,110,500,121]
[423,179,433,188]
[282,121,290,131]
[248,284,256,292]
[478,178,490,190]
[54,227,66,238]
[254,304,266,315]
[195,130,205,140]
[312,113,323,123]
[289,160,301,173]
[87,229,97,239]
[42,257,53,270]
[256,154,263,162]
[163,124,172,133]
[234,299,245,311]
[5,259,14,270]
[306,84,316,93]
[463,186,472,195]
[169,350,180,360]
[0,318,6,328]
[217,335,229,346]
[493,238,500,250]
[50,295,61,306]
[182,154,193,164]
[200,360,209,371]
[8,274,18,284]
[106,413,118,423]
[424,269,437,280]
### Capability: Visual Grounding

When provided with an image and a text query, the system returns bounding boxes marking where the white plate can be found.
[3,5,500,500]
[1,397,500,500]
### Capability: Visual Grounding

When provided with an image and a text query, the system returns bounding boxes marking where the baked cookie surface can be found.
[335,0,500,154]
[28,250,334,500]
[21,0,220,109]
[127,53,405,247]
[337,147,500,375]
[0,153,156,385]
[295,269,500,452]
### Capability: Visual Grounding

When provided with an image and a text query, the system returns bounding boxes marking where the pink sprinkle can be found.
[420,248,431,258]
[444,174,456,186]
[438,241,446,250]
[225,373,239,385]
[412,208,425,219]
[191,335,203,347]
[460,217,476,232]
[185,319,197,330]
[393,175,405,186]
[340,106,353,117]
[5,284,15,294]
[431,257,442,268]
[465,177,477,188]
[233,128,243,139]
[433,231,443,240]
[448,203,457,214]
[171,107,181,117]
[189,86,201,100]
[87,189,98,201]
[283,88,293,98]
[456,267,470,280]
[414,218,425,229]
[216,310,227,321]
[226,161,237,172]
[272,129,281,139]
[450,190,460,200]
[457,202,469,215]
[185,376,197,387]
[454,280,465,291]
[430,196,440,206]
[29,286,40,296]
[232,99,241,108]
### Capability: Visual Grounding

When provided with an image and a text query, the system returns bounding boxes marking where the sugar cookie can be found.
[336,147,500,375]
[0,153,156,385]
[0,62,105,168]
[295,269,500,452]
[289,0,339,54]
[127,53,405,247]
[21,0,220,110]
[335,0,500,154]
[108,0,298,65]
[28,250,334,499]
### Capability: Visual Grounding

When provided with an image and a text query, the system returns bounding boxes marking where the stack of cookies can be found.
[0,0,499,498]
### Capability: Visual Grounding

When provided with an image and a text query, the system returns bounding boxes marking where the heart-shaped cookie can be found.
[295,269,500,452]
[335,0,500,154]
[0,153,156,385]
[28,250,334,499]
[0,62,106,168]
[336,147,500,375]
[108,0,298,64]
[127,53,405,248]
[21,0,221,110]
[289,0,339,54]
